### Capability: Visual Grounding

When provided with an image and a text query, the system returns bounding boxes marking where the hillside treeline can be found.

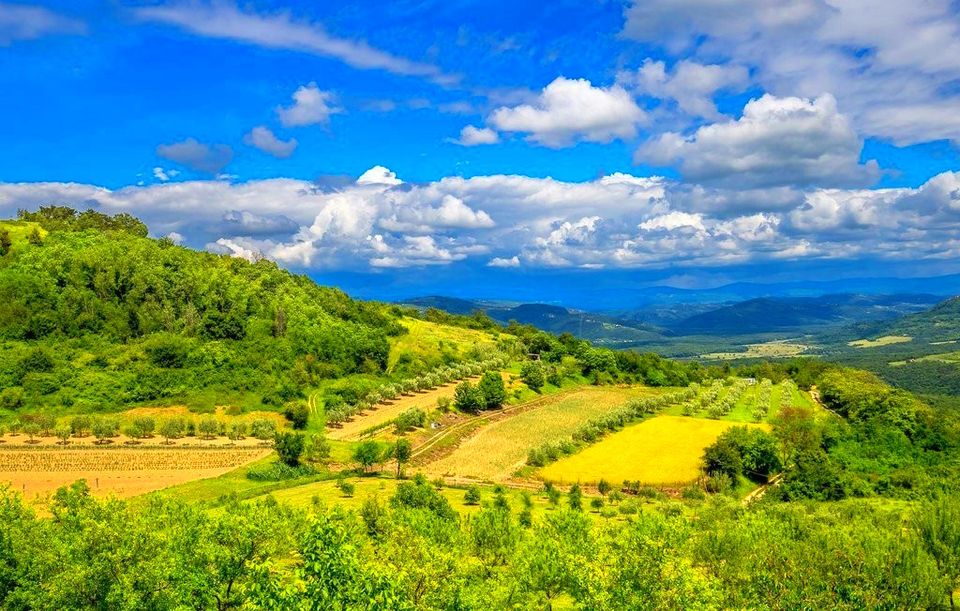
[0,208,405,411]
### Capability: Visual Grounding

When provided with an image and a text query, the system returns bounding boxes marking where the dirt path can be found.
[742,473,784,505]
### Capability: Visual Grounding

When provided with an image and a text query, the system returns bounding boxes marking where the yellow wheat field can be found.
[540,415,769,486]
[425,386,668,481]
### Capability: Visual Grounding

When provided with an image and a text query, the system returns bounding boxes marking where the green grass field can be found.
[848,335,913,348]
[539,415,769,486]
[0,221,47,253]
[701,340,809,360]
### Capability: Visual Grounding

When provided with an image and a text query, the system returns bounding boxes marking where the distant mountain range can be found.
[400,293,944,343]
[666,294,940,336]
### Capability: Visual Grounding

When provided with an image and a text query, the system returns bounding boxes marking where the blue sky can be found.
[2,1,960,306]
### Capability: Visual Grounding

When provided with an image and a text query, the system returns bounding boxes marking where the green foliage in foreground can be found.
[0,479,956,609]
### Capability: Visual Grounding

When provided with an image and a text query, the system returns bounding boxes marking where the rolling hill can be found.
[0,208,506,414]
[402,296,665,345]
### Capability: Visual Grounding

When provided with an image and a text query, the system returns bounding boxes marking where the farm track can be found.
[742,473,784,505]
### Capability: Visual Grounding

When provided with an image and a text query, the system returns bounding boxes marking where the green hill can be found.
[0,207,502,415]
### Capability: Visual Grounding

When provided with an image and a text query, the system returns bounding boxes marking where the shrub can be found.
[198,417,219,439]
[69,415,92,437]
[520,361,545,392]
[464,485,481,505]
[337,480,355,497]
[132,417,155,437]
[0,387,24,410]
[246,462,315,481]
[250,418,276,441]
[394,408,427,433]
[437,396,452,412]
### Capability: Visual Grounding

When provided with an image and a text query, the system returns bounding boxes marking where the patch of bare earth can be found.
[0,447,268,499]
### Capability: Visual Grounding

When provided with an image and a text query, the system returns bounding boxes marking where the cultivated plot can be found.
[539,415,768,486]
[425,386,667,481]
[0,447,269,499]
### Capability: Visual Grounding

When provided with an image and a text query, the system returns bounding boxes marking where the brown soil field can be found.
[0,447,269,499]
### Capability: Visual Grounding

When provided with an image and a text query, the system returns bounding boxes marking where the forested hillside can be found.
[0,207,411,413]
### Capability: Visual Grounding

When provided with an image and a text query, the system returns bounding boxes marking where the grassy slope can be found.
[386,318,501,372]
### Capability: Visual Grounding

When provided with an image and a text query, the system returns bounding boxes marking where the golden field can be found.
[540,415,769,486]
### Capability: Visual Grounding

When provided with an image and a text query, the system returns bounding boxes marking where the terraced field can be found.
[424,386,669,481]
[539,415,769,486]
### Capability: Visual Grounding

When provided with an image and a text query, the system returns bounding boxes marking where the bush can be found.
[436,396,452,412]
[520,361,545,392]
[394,408,427,433]
[250,418,277,441]
[464,485,481,505]
[246,461,316,481]
[69,415,92,437]
[143,335,190,368]
[0,387,24,410]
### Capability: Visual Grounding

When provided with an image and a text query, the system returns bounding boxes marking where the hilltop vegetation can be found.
[0,207,484,415]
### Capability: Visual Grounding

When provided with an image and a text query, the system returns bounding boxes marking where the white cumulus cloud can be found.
[489,77,647,147]
[277,83,340,127]
[244,126,298,158]
[638,93,879,188]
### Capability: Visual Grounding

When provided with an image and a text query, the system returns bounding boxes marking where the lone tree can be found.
[353,440,383,473]
[478,371,506,409]
[274,431,305,467]
[392,438,412,478]
[454,380,483,413]
[520,361,545,393]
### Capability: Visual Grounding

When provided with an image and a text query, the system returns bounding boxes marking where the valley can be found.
[0,209,957,608]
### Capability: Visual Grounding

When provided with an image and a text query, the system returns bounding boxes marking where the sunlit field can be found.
[425,386,671,481]
[540,415,769,486]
